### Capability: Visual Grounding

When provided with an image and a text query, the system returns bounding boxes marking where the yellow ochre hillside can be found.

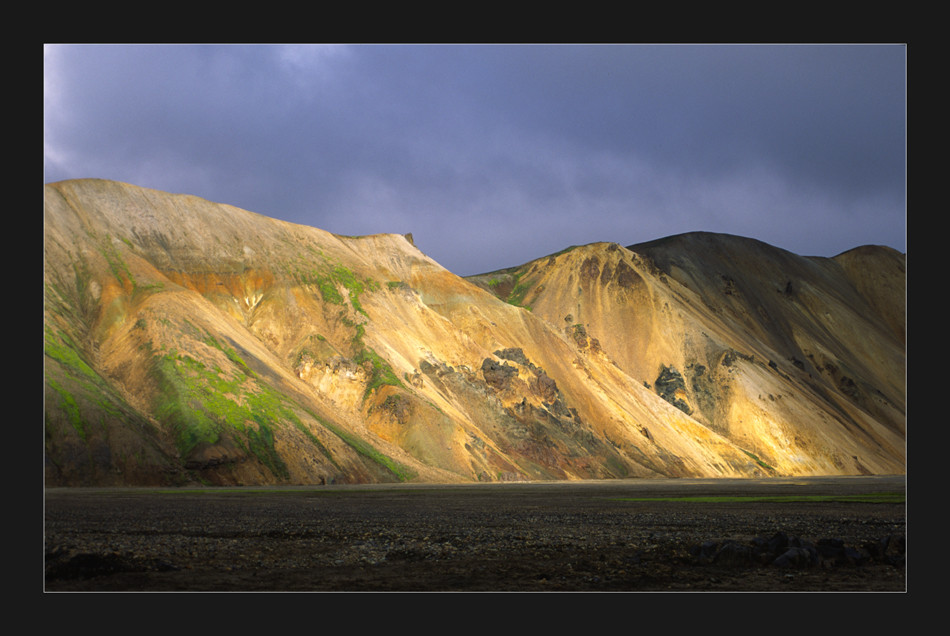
[44,179,905,486]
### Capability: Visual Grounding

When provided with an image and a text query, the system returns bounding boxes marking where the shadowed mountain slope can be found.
[44,180,905,486]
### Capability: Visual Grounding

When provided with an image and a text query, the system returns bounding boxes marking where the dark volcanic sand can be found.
[44,476,906,592]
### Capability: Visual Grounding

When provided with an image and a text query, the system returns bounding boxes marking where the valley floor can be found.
[44,476,906,592]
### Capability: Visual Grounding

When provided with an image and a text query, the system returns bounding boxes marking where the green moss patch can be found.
[301,264,378,317]
[44,326,99,384]
[741,449,776,473]
[354,347,404,398]
[504,269,535,310]
[147,327,412,482]
[148,336,300,479]
[305,410,416,482]
[47,377,86,440]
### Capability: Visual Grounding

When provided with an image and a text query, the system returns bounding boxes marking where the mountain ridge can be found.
[44,179,905,486]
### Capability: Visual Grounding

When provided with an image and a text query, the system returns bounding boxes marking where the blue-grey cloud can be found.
[45,44,906,275]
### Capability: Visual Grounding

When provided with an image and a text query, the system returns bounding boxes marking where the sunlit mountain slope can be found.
[44,179,905,485]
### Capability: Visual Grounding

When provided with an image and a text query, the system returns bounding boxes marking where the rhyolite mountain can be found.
[44,179,906,486]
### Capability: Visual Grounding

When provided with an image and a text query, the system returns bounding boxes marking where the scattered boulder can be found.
[45,546,179,581]
[580,256,601,283]
[773,546,818,568]
[613,259,641,288]
[654,365,692,414]
[568,324,602,353]
[420,358,454,377]
[536,371,559,403]
[688,532,904,570]
[861,535,906,567]
[494,348,531,367]
[713,540,754,566]
[379,393,413,425]
[481,358,518,390]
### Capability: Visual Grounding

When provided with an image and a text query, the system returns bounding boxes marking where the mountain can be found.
[43,179,906,486]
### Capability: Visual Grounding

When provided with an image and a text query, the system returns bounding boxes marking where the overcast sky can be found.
[44,44,906,276]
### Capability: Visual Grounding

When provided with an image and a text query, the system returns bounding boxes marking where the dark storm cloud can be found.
[45,44,905,275]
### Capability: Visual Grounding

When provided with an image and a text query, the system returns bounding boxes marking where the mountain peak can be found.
[44,180,905,486]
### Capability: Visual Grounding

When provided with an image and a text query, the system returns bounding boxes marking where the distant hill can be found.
[44,179,905,486]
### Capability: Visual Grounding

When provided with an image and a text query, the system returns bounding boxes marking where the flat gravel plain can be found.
[44,475,906,592]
